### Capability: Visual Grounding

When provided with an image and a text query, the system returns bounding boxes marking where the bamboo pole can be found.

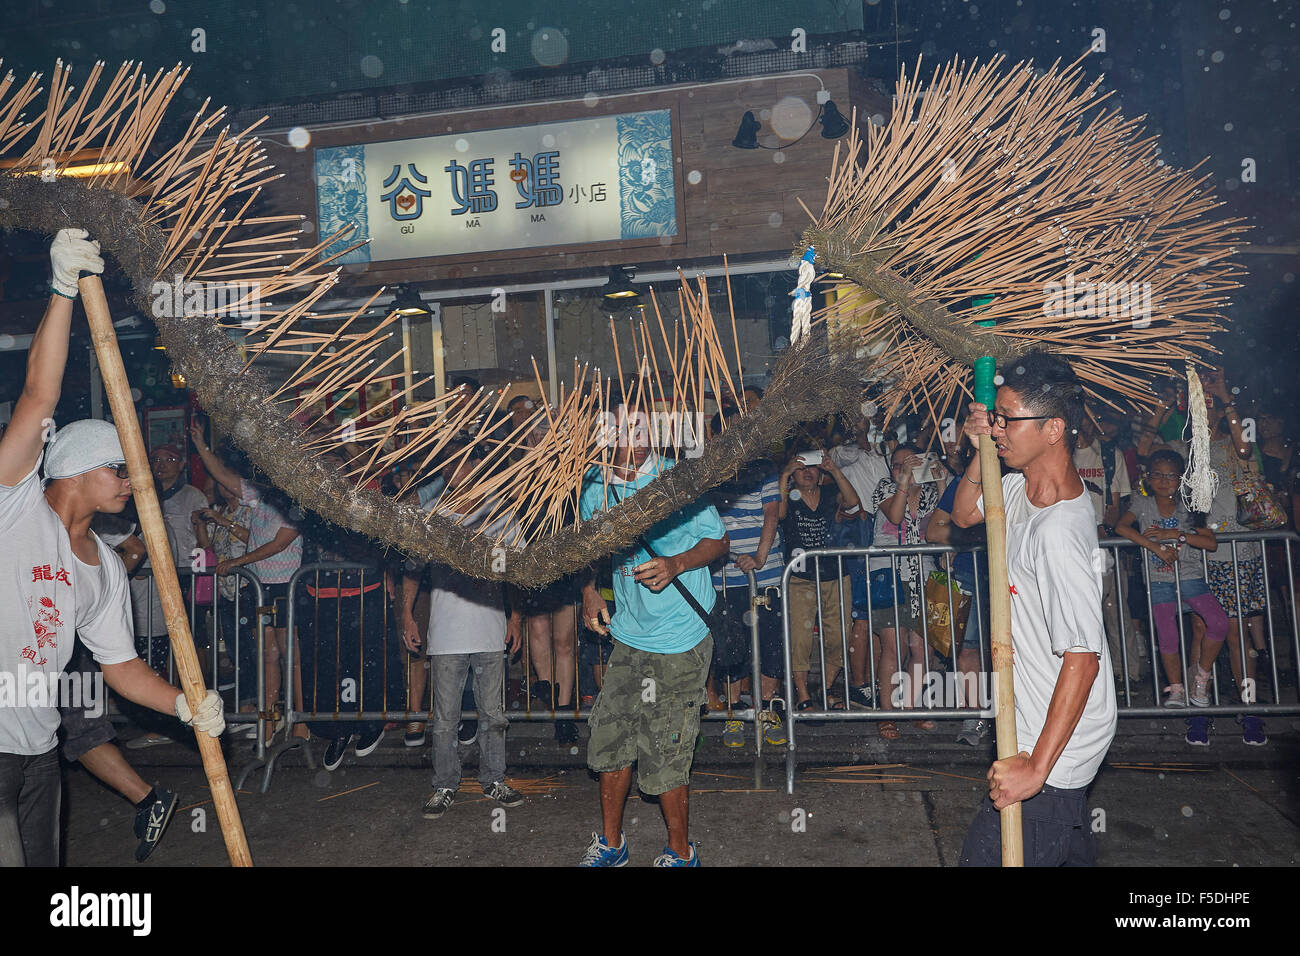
[972,356,1021,868]
[80,275,253,867]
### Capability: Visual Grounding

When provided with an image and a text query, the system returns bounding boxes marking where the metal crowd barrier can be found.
[236,563,769,791]
[1120,530,1300,715]
[709,568,767,753]
[111,564,277,788]
[279,564,765,717]
[781,532,1300,793]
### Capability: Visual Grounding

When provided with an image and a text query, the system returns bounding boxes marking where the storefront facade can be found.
[253,67,887,407]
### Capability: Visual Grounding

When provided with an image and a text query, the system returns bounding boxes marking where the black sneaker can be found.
[322,735,353,771]
[422,788,456,819]
[846,684,876,709]
[457,720,478,746]
[955,719,991,746]
[555,718,579,746]
[483,780,524,807]
[404,722,427,747]
[354,726,385,757]
[133,788,179,863]
[530,680,553,707]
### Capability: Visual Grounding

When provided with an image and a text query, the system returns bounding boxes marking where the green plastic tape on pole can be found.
[973,355,997,408]
[971,279,997,406]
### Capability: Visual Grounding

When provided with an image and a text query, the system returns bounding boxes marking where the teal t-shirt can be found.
[579,458,727,654]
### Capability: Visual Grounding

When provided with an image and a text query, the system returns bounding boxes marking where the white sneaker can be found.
[1162,684,1188,707]
[1189,668,1211,708]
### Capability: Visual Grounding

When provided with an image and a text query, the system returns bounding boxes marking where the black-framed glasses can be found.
[150,455,180,465]
[990,411,1053,429]
[108,463,130,479]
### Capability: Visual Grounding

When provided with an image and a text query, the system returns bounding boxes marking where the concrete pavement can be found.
[62,716,1299,867]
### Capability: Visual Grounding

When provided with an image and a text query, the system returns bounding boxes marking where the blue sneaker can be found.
[652,843,700,867]
[1184,716,1211,747]
[1239,715,1267,746]
[577,831,629,867]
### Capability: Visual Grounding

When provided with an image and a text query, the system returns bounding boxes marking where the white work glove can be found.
[174,689,225,737]
[50,227,104,298]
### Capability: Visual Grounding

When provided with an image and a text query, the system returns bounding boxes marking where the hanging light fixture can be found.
[392,284,430,315]
[731,99,850,150]
[731,111,761,149]
[602,266,640,300]
[819,100,849,139]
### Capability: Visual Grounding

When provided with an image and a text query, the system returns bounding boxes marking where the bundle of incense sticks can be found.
[0,58,759,567]
[405,278,747,547]
[800,53,1245,434]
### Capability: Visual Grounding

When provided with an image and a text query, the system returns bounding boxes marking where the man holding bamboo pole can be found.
[950,351,1116,867]
[0,230,224,867]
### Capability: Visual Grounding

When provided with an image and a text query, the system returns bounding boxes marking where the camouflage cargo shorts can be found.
[586,634,712,795]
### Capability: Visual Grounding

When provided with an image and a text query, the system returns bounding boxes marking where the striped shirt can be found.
[239,479,302,585]
[711,467,784,589]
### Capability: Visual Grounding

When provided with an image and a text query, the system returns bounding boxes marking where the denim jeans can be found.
[430,651,508,791]
[0,748,61,867]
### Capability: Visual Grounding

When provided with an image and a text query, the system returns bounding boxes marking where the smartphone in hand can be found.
[912,453,940,483]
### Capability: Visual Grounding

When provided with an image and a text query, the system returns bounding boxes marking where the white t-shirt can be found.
[830,443,891,515]
[422,497,522,656]
[1,460,136,755]
[99,521,178,639]
[161,482,208,563]
[1073,441,1131,526]
[977,473,1117,790]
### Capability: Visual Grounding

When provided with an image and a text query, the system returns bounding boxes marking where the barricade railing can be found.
[266,563,768,790]
[708,567,767,752]
[780,532,1300,793]
[109,564,275,787]
[281,563,765,724]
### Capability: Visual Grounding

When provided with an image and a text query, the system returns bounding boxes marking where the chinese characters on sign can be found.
[381,163,432,220]
[391,148,613,225]
[445,158,497,215]
[509,151,562,209]
[568,183,607,204]
[315,109,676,261]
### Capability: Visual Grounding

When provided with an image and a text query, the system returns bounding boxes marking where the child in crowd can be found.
[1114,449,1228,708]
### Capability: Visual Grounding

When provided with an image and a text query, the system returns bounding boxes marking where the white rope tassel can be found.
[790,246,815,345]
[1182,363,1217,512]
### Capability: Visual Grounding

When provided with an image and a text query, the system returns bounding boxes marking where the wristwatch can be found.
[1177,534,1187,544]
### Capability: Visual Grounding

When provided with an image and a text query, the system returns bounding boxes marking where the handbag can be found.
[1231,467,1287,530]
[192,548,216,605]
[924,569,971,658]
[636,534,728,637]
